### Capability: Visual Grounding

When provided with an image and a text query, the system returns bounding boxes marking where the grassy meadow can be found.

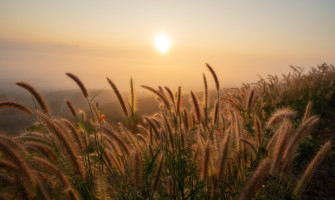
[0,63,334,199]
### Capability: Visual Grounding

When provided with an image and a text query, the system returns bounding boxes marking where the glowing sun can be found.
[154,34,171,53]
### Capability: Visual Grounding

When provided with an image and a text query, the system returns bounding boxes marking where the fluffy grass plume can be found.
[282,116,319,165]
[183,109,189,132]
[0,101,33,115]
[218,133,230,180]
[302,101,312,123]
[205,63,220,91]
[130,78,136,116]
[164,86,175,104]
[238,158,271,200]
[30,157,71,187]
[253,115,262,146]
[0,138,37,199]
[142,85,171,110]
[66,73,88,98]
[246,89,255,110]
[201,141,210,180]
[99,122,130,156]
[176,86,182,115]
[24,142,57,161]
[152,153,165,191]
[61,119,84,151]
[137,134,148,146]
[240,138,257,155]
[65,99,77,117]
[270,118,292,174]
[213,100,219,125]
[132,150,142,188]
[0,159,17,171]
[0,135,29,155]
[16,81,50,114]
[137,125,149,137]
[95,172,109,200]
[203,73,208,122]
[190,91,201,123]
[266,108,295,128]
[38,112,86,179]
[107,77,129,117]
[145,117,160,140]
[293,140,332,198]
[158,86,164,94]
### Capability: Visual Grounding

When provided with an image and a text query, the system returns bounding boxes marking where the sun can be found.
[154,34,171,53]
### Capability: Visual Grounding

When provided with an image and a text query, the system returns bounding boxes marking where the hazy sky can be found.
[1,0,335,91]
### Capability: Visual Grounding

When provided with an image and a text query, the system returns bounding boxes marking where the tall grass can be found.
[0,63,334,199]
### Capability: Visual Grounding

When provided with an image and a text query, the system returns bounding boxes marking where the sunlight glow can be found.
[154,34,171,53]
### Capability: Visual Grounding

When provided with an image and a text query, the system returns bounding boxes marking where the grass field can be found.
[0,63,334,199]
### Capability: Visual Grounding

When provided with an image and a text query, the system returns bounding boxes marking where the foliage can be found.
[0,64,334,199]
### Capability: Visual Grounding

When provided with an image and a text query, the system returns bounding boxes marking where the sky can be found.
[1,0,335,92]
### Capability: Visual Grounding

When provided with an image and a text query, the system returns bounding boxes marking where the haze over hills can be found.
[0,85,223,134]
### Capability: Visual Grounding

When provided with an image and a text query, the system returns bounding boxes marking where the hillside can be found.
[0,63,334,199]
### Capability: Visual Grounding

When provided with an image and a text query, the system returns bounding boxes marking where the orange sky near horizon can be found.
[0,0,335,91]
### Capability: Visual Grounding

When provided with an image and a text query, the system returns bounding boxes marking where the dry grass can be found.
[0,63,334,199]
